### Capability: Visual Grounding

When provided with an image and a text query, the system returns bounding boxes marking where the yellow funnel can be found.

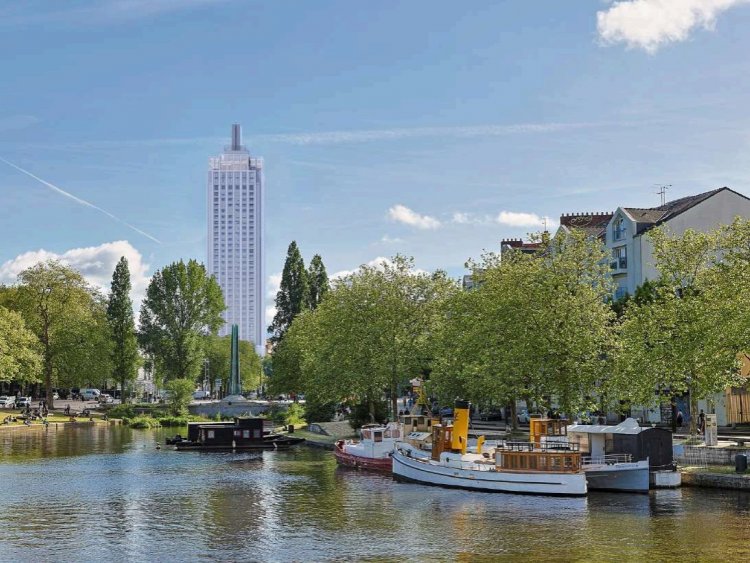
[451,400,471,454]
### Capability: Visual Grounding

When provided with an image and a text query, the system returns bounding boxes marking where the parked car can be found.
[16,396,32,409]
[80,389,101,401]
[439,406,454,418]
[192,390,211,400]
[0,396,15,408]
[98,394,113,404]
[52,391,60,400]
[479,408,504,421]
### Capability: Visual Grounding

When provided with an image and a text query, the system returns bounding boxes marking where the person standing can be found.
[698,410,706,434]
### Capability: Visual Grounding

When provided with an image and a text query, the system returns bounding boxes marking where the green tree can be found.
[0,306,42,385]
[107,257,139,401]
[138,259,225,382]
[286,256,457,421]
[307,254,329,310]
[7,261,111,406]
[615,227,742,434]
[269,241,308,343]
[165,378,195,415]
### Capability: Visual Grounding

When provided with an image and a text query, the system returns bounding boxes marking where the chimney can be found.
[231,123,241,150]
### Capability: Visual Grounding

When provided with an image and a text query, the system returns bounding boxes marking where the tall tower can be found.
[207,124,265,356]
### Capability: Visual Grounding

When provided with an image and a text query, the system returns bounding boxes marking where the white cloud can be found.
[597,0,749,53]
[262,121,599,145]
[387,204,441,230]
[267,272,282,298]
[496,211,546,228]
[0,240,150,309]
[379,235,403,244]
[452,212,472,225]
[331,256,429,280]
[265,305,276,330]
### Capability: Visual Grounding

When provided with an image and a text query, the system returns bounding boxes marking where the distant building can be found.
[500,237,544,255]
[604,187,750,300]
[555,212,614,242]
[207,124,265,356]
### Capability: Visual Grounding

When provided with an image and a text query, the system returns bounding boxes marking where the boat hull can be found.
[392,451,587,496]
[583,460,650,493]
[174,437,305,451]
[334,440,392,472]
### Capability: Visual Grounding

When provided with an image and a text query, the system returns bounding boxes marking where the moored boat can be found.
[173,417,305,450]
[334,422,407,472]
[567,418,676,492]
[392,400,588,496]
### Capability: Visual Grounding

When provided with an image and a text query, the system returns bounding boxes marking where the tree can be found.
[284,256,457,421]
[8,261,108,407]
[138,260,225,382]
[107,257,139,401]
[0,306,42,385]
[615,227,742,434]
[269,241,308,343]
[307,254,329,310]
[165,378,195,416]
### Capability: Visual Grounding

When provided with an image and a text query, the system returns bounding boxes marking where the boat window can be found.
[243,430,250,439]
[374,432,383,442]
[234,430,241,437]
[208,430,215,439]
[253,429,261,439]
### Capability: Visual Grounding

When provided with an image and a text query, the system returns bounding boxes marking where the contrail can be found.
[0,157,161,244]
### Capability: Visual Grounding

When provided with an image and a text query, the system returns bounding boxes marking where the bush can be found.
[127,415,161,429]
[165,378,195,416]
[266,403,287,425]
[108,404,135,419]
[157,414,210,427]
[285,403,306,426]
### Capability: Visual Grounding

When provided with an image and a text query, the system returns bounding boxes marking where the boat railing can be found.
[499,440,580,453]
[582,454,633,466]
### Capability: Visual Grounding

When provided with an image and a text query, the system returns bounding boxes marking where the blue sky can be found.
[2,0,750,324]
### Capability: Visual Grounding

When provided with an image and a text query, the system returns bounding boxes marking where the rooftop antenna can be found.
[542,216,549,232]
[231,123,241,151]
[655,184,671,206]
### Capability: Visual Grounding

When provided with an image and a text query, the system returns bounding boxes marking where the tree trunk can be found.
[689,388,698,436]
[391,385,398,422]
[368,398,375,424]
[670,397,677,434]
[510,400,518,431]
[43,321,54,410]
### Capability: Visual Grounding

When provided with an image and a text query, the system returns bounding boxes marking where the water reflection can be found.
[1,427,750,561]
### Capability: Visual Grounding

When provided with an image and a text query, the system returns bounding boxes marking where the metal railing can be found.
[582,454,632,466]
[499,440,580,452]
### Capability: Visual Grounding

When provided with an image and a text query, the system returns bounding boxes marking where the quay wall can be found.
[682,472,750,490]
[676,444,750,465]
[189,401,273,418]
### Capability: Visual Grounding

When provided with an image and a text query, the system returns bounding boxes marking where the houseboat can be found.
[567,417,679,490]
[335,415,433,472]
[173,417,305,450]
[392,400,588,496]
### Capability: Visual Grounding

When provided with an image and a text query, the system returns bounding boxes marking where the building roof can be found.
[567,417,644,435]
[558,212,613,239]
[622,187,743,234]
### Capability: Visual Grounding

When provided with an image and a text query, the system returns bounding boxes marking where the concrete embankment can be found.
[681,471,750,490]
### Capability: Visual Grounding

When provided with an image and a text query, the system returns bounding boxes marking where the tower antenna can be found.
[655,184,671,206]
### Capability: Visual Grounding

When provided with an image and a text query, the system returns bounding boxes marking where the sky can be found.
[2,0,750,330]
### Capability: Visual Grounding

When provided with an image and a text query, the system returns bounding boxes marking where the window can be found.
[612,217,626,241]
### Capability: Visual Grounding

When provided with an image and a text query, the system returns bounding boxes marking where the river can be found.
[1,425,748,561]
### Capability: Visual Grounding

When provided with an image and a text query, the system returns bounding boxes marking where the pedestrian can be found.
[676,410,684,428]
[698,409,706,433]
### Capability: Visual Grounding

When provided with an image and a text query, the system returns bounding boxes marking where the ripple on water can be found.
[2,427,750,561]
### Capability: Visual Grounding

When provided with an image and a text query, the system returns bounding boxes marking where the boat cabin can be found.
[530,418,569,446]
[567,418,674,470]
[398,414,432,433]
[187,417,270,446]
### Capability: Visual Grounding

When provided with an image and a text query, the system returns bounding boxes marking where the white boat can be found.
[392,401,588,496]
[566,418,664,492]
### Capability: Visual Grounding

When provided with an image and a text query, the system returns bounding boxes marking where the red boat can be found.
[334,423,400,473]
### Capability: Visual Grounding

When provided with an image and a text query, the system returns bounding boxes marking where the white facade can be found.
[605,188,750,299]
[207,124,265,355]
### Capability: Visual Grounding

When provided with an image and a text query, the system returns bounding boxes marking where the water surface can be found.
[1,426,748,561]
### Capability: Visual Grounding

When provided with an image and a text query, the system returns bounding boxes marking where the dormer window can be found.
[613,217,626,241]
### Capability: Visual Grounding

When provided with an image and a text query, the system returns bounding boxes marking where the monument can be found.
[222,324,247,403]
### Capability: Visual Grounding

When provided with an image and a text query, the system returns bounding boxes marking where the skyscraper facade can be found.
[207,124,264,355]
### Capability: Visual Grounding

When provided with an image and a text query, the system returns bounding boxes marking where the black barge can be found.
[173,417,304,450]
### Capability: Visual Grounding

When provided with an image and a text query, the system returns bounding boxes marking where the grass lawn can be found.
[1,410,109,427]
[681,465,748,475]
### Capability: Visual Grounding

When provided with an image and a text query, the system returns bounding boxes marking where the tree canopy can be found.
[138,259,225,381]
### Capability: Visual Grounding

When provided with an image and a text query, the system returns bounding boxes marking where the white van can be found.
[80,389,101,401]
